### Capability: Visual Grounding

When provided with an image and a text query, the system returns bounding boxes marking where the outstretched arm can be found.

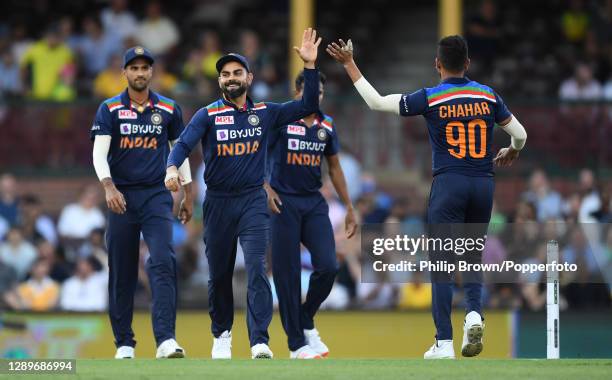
[327,39,402,114]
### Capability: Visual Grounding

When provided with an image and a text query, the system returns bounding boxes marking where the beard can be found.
[221,80,248,99]
[128,77,149,92]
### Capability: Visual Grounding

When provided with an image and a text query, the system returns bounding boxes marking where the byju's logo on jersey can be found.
[120,123,131,135]
[288,138,300,151]
[215,115,234,125]
[216,129,229,141]
[287,125,306,136]
[119,110,138,120]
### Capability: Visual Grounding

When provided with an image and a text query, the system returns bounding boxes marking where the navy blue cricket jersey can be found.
[399,77,511,177]
[268,111,339,195]
[167,68,319,195]
[90,90,184,187]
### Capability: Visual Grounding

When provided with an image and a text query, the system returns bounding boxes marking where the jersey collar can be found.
[298,109,325,126]
[221,95,254,112]
[120,88,158,111]
[440,76,470,85]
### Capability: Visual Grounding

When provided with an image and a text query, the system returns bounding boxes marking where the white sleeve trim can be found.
[353,77,402,115]
[169,139,192,185]
[92,135,112,181]
[499,115,527,151]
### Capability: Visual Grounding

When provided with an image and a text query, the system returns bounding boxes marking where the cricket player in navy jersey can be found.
[165,28,322,359]
[328,36,527,359]
[264,71,357,359]
[90,47,193,359]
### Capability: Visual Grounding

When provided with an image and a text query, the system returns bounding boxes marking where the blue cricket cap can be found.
[123,46,154,68]
[216,53,250,73]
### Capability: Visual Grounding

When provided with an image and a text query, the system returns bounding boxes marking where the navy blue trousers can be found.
[270,191,338,351]
[106,185,177,348]
[427,173,493,341]
[203,188,272,346]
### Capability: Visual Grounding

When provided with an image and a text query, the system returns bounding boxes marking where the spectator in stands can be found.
[57,185,105,241]
[60,257,107,312]
[74,16,122,78]
[20,24,75,101]
[199,31,223,80]
[0,49,22,97]
[520,243,548,311]
[397,272,431,310]
[578,168,601,223]
[93,54,126,98]
[465,0,500,64]
[10,23,32,65]
[338,150,362,202]
[37,240,72,283]
[522,169,564,221]
[590,0,612,51]
[561,0,590,44]
[101,0,138,42]
[558,63,603,100]
[0,259,17,302]
[78,228,108,269]
[0,174,19,226]
[19,194,57,246]
[603,76,612,100]
[240,29,276,99]
[0,227,37,280]
[5,259,59,311]
[136,1,179,56]
[150,59,179,95]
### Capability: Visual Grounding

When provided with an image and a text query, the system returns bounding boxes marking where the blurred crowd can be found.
[0,163,610,313]
[464,0,612,100]
[0,0,280,102]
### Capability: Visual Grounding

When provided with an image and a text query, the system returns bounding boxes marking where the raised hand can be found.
[293,28,322,66]
[326,38,354,65]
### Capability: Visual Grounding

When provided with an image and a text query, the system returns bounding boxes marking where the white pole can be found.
[546,240,560,359]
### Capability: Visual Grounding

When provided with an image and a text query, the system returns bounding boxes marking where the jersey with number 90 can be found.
[399,77,511,177]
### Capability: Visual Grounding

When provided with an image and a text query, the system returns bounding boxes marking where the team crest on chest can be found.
[151,113,163,125]
[248,114,260,126]
[317,128,327,141]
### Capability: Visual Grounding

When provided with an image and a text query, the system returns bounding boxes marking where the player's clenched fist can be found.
[165,165,182,192]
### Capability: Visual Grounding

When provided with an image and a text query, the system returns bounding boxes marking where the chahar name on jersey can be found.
[439,102,491,119]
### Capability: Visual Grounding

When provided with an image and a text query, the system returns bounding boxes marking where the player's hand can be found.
[165,166,182,192]
[293,28,322,67]
[494,146,520,167]
[264,184,282,214]
[102,180,126,214]
[326,39,354,65]
[179,197,193,224]
[345,208,357,239]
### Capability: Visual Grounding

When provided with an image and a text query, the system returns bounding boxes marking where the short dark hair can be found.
[437,35,469,73]
[295,70,326,91]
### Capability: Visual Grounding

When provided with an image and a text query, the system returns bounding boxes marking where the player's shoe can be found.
[462,311,484,357]
[290,345,322,359]
[304,328,329,357]
[423,340,455,359]
[156,338,185,359]
[212,330,232,359]
[251,343,273,359]
[114,346,135,359]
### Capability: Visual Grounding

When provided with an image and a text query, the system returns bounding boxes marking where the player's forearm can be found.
[343,59,364,83]
[353,77,402,115]
[93,135,112,181]
[170,139,193,185]
[329,164,354,211]
[167,141,191,168]
[301,67,319,113]
[499,115,527,151]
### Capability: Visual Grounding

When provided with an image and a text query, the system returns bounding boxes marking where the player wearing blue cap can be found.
[328,36,527,359]
[264,71,357,359]
[91,46,192,359]
[165,28,322,359]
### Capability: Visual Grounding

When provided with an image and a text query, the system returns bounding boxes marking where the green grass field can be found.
[3,359,612,380]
